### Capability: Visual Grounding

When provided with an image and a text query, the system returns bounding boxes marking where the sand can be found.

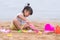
[0,21,60,40]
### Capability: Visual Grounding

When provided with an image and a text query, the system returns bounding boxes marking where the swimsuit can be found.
[10,13,26,30]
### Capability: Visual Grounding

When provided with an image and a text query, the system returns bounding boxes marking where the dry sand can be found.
[0,21,60,40]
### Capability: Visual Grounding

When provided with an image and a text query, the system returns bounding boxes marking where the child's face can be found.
[24,10,30,17]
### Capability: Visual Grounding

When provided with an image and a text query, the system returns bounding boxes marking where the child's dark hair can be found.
[22,3,33,15]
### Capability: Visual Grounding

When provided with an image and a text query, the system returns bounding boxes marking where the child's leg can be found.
[13,19,21,30]
[10,23,17,30]
[23,23,32,30]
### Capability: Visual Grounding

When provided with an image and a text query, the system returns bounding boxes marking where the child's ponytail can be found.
[27,3,30,6]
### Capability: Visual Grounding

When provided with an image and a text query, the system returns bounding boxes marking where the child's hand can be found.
[29,24,39,33]
[25,20,31,25]
[25,20,39,33]
[34,29,39,33]
[29,24,36,29]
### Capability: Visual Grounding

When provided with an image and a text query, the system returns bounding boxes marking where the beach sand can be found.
[0,21,60,40]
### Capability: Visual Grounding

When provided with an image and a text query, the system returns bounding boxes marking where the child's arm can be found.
[17,14,33,25]
[17,15,39,32]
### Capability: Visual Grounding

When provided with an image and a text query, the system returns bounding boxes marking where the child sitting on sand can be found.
[10,3,39,32]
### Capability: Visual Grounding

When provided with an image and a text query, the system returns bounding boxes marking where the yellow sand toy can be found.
[7,33,12,37]
[18,30,42,35]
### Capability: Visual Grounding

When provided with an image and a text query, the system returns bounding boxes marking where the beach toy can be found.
[18,30,22,33]
[38,31,42,34]
[5,30,11,33]
[30,24,36,30]
[22,30,33,33]
[22,30,28,32]
[7,33,12,37]
[55,25,60,34]
[44,24,55,33]
[33,29,42,34]
[28,30,33,32]
[0,29,11,33]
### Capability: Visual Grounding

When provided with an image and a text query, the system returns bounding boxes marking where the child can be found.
[10,3,39,32]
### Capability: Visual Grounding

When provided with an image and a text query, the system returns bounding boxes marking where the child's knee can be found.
[24,24,29,27]
[10,22,17,30]
[13,19,17,23]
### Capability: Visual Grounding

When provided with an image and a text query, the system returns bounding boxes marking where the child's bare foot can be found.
[23,26,31,30]
[32,29,39,33]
